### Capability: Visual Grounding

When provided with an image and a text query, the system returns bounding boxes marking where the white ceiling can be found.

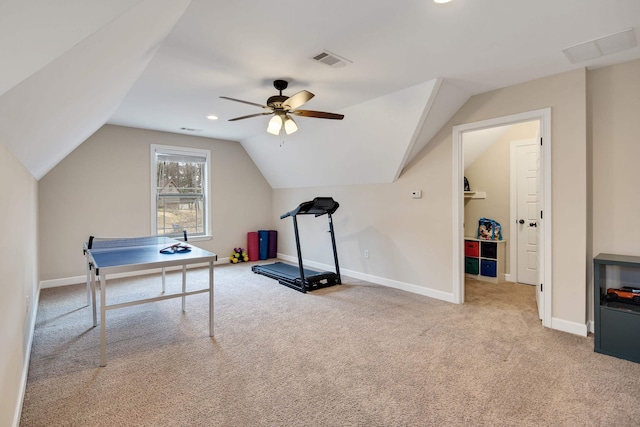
[1,1,640,185]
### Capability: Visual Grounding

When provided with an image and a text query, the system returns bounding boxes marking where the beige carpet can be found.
[21,262,640,426]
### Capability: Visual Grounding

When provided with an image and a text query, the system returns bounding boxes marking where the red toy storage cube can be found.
[464,240,479,257]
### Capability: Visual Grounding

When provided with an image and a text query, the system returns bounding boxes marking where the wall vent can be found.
[312,50,352,68]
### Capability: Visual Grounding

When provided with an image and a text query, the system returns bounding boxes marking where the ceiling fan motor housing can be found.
[267,95,288,110]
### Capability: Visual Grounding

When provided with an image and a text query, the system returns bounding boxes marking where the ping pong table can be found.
[83,236,217,366]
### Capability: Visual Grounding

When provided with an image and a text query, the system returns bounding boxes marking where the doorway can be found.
[452,109,552,328]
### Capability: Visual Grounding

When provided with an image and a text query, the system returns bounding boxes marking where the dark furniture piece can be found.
[594,253,640,363]
[252,197,342,293]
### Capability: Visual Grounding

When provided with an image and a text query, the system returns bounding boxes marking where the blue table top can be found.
[87,240,216,274]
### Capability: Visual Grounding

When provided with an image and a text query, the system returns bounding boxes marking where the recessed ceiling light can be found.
[434,0,452,3]
[207,115,218,120]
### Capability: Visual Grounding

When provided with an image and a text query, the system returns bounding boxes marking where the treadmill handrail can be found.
[280,197,339,219]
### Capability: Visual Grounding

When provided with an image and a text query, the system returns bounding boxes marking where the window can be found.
[151,145,210,238]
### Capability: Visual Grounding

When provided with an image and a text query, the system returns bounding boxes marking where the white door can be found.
[515,141,539,286]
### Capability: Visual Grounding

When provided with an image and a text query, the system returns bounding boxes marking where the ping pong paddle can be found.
[160,243,191,254]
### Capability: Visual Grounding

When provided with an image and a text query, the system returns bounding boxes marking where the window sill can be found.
[186,235,212,242]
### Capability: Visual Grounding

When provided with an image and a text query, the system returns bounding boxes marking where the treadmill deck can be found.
[252,262,340,293]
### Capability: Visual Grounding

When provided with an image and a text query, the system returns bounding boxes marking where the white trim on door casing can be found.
[452,108,552,329]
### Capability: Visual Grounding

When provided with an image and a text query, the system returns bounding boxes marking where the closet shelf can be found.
[464,191,486,199]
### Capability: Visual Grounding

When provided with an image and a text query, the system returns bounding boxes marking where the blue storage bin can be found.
[481,259,497,277]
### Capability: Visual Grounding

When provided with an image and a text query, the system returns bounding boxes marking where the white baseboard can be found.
[504,273,513,282]
[14,285,40,427]
[40,259,229,289]
[552,316,589,337]
[276,253,455,303]
[587,320,594,334]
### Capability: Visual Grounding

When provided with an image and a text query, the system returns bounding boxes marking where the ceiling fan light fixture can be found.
[267,115,283,135]
[284,115,298,135]
[221,79,345,135]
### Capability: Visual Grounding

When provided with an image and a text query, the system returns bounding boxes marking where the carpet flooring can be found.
[20,262,640,426]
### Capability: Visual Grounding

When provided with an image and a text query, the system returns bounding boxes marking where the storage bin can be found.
[481,241,497,259]
[481,259,497,277]
[464,240,479,257]
[465,257,479,275]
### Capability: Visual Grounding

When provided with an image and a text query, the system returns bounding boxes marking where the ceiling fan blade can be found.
[220,96,270,109]
[291,110,344,120]
[283,90,314,110]
[228,112,273,121]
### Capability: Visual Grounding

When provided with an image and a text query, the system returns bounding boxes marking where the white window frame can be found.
[150,144,212,241]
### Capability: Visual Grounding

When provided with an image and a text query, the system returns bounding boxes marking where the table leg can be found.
[85,260,91,306]
[100,274,107,367]
[209,261,214,337]
[162,267,166,293]
[91,268,97,327]
[182,265,186,312]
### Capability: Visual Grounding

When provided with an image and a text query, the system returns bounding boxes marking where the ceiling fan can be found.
[220,80,344,136]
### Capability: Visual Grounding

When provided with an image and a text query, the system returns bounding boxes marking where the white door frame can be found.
[452,108,552,328]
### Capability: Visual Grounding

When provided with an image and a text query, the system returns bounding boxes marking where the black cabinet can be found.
[594,253,640,363]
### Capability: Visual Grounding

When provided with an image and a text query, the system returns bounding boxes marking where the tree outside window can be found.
[151,146,210,237]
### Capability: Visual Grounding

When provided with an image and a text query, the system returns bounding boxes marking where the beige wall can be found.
[589,59,640,321]
[464,121,539,274]
[38,125,273,281]
[0,143,38,426]
[274,68,588,328]
[273,129,457,296]
[590,59,640,257]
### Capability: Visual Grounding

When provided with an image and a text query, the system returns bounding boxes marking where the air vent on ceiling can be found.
[562,28,637,64]
[312,50,353,68]
[180,127,202,132]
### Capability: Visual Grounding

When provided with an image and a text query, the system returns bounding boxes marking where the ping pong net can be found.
[87,231,188,252]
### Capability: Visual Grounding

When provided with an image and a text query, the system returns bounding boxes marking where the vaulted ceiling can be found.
[2,1,639,187]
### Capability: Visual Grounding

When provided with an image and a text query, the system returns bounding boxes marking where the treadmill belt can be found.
[254,262,320,278]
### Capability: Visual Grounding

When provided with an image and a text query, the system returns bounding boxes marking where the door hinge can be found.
[540,137,543,146]
[540,283,543,292]
[540,210,543,219]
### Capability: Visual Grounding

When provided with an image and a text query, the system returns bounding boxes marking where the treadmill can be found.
[252,197,342,293]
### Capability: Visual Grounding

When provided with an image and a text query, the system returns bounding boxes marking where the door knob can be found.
[518,219,525,224]
[529,222,537,227]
